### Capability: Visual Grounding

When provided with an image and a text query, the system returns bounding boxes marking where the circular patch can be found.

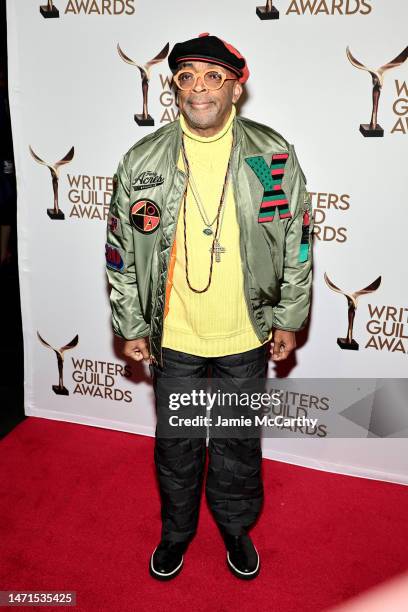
[130,199,161,234]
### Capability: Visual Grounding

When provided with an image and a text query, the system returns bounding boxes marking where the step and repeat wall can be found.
[7,0,408,483]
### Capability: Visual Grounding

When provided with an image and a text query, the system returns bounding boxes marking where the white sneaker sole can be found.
[149,546,184,580]
[227,547,260,578]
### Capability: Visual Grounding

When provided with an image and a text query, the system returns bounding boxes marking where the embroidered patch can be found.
[132,171,164,191]
[298,194,311,262]
[105,243,126,272]
[107,212,123,238]
[245,153,292,223]
[130,199,161,234]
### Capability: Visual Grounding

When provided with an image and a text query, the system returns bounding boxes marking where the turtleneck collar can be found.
[180,104,236,143]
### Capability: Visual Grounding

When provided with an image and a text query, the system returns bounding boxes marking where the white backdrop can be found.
[7,0,408,484]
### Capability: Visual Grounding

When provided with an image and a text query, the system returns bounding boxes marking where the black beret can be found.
[168,32,249,83]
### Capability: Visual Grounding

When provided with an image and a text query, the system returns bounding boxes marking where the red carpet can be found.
[1,417,408,612]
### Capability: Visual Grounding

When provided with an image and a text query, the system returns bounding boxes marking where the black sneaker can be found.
[223,533,260,580]
[149,540,188,581]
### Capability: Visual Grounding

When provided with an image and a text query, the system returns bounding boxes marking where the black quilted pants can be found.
[150,344,269,544]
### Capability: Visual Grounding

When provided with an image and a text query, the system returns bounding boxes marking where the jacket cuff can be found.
[271,322,305,332]
[113,325,151,341]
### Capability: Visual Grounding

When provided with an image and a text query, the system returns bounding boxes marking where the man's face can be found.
[174,60,243,135]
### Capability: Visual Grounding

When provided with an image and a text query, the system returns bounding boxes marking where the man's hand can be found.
[270,329,296,361]
[123,337,151,362]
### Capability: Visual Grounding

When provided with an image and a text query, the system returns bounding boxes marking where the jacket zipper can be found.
[238,232,265,344]
[231,164,265,344]
[155,174,188,369]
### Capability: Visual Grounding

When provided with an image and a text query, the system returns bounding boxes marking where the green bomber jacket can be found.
[105,114,314,369]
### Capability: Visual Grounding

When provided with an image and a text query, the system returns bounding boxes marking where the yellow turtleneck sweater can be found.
[162,105,270,357]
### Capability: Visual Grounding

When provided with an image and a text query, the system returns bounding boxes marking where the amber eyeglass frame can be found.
[173,68,237,91]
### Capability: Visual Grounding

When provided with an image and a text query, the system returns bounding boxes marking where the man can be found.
[106,33,313,581]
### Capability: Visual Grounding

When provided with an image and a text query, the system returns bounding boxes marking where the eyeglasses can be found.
[173,68,237,91]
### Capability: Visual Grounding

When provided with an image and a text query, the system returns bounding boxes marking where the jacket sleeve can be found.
[105,155,150,340]
[272,143,314,331]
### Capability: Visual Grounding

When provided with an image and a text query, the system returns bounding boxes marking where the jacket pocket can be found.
[261,220,284,281]
[144,235,160,323]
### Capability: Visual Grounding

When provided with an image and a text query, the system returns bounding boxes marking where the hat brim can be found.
[173,55,242,78]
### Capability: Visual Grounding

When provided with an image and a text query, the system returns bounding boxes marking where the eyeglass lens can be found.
[176,70,225,90]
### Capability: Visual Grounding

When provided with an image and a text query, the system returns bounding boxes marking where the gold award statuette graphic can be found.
[117,42,170,126]
[37,332,79,395]
[324,273,381,350]
[40,0,59,18]
[256,0,279,20]
[346,45,408,137]
[29,145,74,219]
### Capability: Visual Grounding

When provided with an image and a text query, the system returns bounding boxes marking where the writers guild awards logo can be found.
[29,146,74,219]
[324,273,381,350]
[37,332,79,395]
[38,1,136,17]
[40,0,59,18]
[346,45,408,137]
[256,0,279,19]
[117,42,170,126]
[254,1,373,18]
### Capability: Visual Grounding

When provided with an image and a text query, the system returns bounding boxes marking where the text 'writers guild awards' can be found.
[324,273,382,350]
[256,0,279,20]
[29,146,74,219]
[117,42,170,126]
[37,332,79,395]
[40,1,59,18]
[346,45,408,137]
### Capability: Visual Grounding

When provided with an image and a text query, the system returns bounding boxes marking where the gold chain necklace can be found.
[181,135,234,293]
